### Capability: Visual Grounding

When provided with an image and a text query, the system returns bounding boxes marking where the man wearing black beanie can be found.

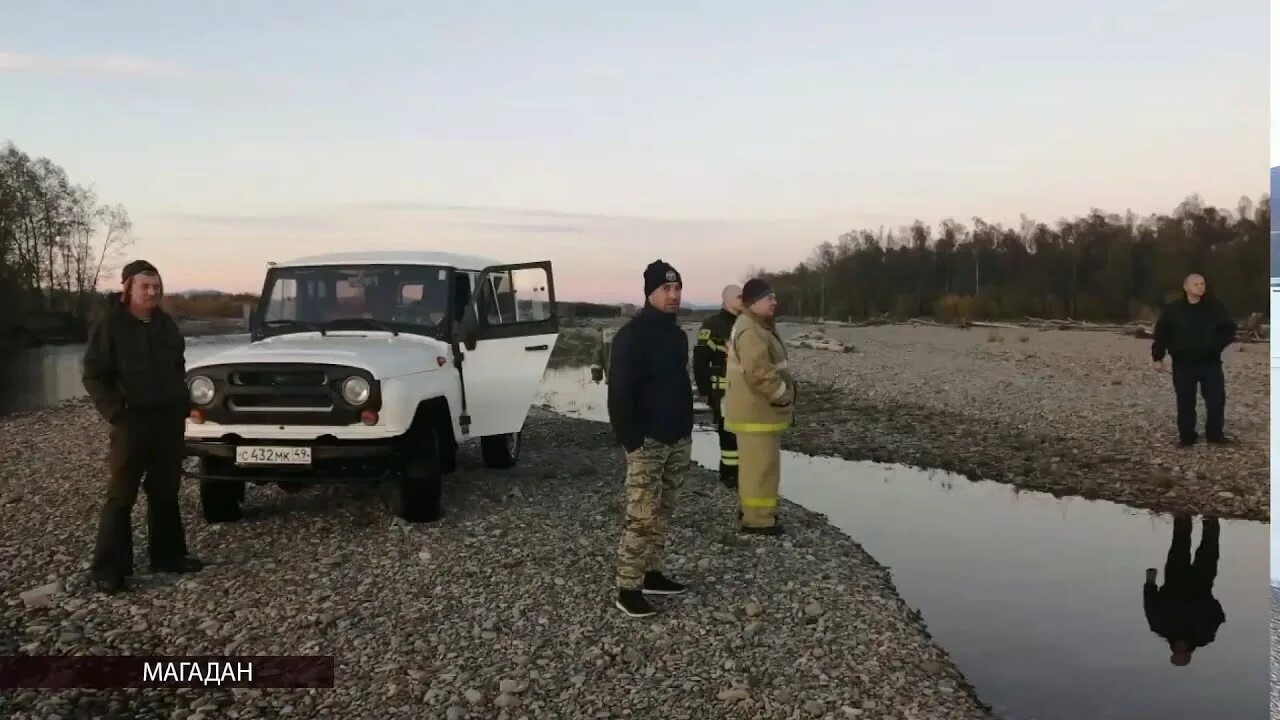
[606,259,694,617]
[723,277,792,534]
[81,259,202,594]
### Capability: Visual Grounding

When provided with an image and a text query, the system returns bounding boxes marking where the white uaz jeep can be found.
[182,251,559,524]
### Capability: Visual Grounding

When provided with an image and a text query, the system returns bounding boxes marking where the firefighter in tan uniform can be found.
[723,278,793,535]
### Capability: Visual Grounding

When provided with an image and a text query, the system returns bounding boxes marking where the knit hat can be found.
[121,259,159,283]
[741,278,773,306]
[644,259,681,296]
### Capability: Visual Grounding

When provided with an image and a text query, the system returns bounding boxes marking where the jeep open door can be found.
[456,261,559,439]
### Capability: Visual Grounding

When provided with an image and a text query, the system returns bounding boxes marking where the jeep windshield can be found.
[256,264,455,340]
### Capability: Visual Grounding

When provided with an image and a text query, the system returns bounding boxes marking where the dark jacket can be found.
[82,292,189,423]
[1143,580,1225,651]
[692,308,735,398]
[1151,297,1236,364]
[607,303,694,452]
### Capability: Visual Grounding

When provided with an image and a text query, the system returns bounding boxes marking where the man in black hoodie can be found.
[607,259,693,617]
[1151,273,1238,446]
[82,260,203,594]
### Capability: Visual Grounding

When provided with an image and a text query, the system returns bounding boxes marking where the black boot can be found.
[740,524,784,536]
[150,555,204,574]
[92,574,127,595]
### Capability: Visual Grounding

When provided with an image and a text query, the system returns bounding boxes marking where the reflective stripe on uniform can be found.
[711,376,728,390]
[741,497,778,508]
[724,420,791,433]
[720,449,739,466]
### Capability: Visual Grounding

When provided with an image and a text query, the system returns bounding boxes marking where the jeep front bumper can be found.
[184,436,402,484]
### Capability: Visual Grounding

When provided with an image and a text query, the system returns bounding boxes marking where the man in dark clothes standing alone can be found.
[1143,514,1224,666]
[82,260,203,594]
[607,259,694,618]
[1151,273,1238,446]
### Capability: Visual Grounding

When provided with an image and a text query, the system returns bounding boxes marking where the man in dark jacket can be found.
[1151,273,1238,446]
[82,260,203,594]
[692,284,743,489]
[607,259,693,618]
[1143,514,1224,666]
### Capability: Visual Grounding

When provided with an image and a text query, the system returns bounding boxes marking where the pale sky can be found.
[1,0,1266,305]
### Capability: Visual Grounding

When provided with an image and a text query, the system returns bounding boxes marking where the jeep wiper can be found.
[263,319,326,336]
[323,317,400,336]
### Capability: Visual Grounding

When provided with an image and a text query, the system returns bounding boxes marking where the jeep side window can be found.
[481,267,552,326]
[264,278,298,321]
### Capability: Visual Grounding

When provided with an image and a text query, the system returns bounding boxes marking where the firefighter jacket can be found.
[723,308,794,433]
[693,308,736,400]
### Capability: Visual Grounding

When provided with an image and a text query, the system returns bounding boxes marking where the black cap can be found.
[644,259,681,296]
[121,259,159,283]
[741,277,773,305]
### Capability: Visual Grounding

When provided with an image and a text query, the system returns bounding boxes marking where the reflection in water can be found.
[537,364,1268,720]
[1145,515,1224,667]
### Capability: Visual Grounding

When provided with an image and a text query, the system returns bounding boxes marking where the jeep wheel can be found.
[199,478,244,523]
[190,457,244,523]
[439,439,457,474]
[480,432,521,469]
[390,434,443,522]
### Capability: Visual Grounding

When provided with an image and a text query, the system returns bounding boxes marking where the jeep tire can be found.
[391,432,443,522]
[196,458,245,523]
[480,432,521,469]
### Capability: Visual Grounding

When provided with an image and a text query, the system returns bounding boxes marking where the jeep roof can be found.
[270,250,507,270]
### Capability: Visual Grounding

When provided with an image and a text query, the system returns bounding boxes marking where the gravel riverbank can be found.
[0,401,990,720]
[773,323,1269,521]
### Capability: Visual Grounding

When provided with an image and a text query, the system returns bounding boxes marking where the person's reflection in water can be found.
[1143,514,1224,666]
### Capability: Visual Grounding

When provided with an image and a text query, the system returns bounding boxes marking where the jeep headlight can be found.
[188,376,215,406]
[341,376,371,405]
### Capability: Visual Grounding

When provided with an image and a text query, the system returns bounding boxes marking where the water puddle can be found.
[536,365,1269,720]
[0,335,248,416]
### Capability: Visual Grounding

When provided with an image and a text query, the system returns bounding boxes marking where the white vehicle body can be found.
[182,250,560,523]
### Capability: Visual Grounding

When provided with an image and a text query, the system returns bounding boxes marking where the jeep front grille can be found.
[189,363,380,426]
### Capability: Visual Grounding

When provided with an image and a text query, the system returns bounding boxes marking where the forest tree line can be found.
[0,142,132,322]
[4,141,1269,327]
[750,194,1270,323]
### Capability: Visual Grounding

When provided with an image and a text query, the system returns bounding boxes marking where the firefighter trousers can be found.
[711,401,739,489]
[736,431,781,528]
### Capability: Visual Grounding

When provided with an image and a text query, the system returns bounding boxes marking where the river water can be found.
[1,337,1269,720]
[537,365,1268,720]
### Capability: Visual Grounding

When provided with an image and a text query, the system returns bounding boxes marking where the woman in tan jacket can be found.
[722,278,793,535]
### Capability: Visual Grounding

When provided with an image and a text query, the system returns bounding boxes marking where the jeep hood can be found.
[190,333,451,380]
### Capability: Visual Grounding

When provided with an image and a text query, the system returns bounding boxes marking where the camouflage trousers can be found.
[615,437,691,590]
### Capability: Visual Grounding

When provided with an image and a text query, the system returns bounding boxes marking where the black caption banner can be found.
[0,656,335,689]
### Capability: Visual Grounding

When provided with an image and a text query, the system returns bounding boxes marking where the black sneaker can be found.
[642,571,686,595]
[1177,437,1197,447]
[1206,436,1233,445]
[740,524,783,536]
[150,555,204,574]
[615,589,657,617]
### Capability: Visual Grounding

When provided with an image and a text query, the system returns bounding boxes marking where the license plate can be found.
[235,446,312,466]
